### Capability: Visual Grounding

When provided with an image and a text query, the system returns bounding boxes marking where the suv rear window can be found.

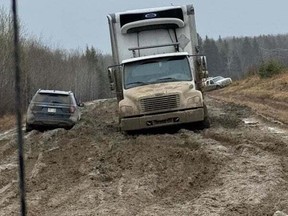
[33,93,71,104]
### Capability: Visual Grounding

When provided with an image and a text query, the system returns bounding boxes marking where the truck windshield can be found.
[124,56,192,89]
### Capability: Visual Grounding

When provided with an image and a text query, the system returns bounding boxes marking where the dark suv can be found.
[25,89,83,132]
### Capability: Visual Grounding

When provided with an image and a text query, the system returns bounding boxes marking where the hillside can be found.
[208,72,288,125]
[0,75,288,215]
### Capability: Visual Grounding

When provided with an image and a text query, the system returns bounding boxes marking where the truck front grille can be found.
[140,94,180,113]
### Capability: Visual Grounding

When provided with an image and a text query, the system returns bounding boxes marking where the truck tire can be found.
[198,116,210,129]
[198,104,210,129]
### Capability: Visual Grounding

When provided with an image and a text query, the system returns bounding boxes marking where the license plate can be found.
[48,108,56,113]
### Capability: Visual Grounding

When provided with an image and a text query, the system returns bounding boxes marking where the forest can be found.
[201,34,288,79]
[0,8,288,117]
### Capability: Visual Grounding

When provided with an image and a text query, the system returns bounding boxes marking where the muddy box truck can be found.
[107,4,209,132]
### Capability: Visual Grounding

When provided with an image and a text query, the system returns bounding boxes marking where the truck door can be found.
[108,66,124,102]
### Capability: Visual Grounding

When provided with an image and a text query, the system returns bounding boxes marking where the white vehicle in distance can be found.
[204,76,232,91]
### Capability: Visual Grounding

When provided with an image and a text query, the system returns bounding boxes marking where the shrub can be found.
[258,60,284,78]
[245,66,259,78]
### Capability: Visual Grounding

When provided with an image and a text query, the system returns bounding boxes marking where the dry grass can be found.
[0,115,16,132]
[224,72,288,100]
[209,71,288,124]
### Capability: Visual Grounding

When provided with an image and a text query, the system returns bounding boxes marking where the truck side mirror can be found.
[108,67,115,91]
[199,56,208,78]
[200,56,207,71]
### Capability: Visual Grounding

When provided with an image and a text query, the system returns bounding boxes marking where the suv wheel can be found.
[25,123,33,132]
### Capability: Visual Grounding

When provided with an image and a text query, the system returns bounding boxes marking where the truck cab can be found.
[107,4,209,131]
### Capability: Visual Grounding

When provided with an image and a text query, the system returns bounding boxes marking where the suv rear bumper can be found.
[120,107,204,131]
[27,117,75,128]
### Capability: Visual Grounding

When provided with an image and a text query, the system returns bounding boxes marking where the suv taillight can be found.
[69,106,76,113]
[30,103,41,111]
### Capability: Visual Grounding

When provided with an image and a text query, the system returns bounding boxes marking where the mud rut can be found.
[0,97,288,215]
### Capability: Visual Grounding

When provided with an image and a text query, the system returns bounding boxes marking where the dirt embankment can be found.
[208,73,288,125]
[0,97,288,215]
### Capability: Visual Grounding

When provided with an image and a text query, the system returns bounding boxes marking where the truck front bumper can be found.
[120,107,204,131]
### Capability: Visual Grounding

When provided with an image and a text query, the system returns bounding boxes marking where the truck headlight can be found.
[119,105,134,116]
[187,96,202,107]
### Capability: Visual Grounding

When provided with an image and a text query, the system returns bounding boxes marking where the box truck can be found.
[107,4,210,132]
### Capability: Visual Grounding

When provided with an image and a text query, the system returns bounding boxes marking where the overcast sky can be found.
[2,0,288,54]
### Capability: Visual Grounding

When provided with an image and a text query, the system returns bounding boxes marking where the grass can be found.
[223,72,288,100]
[0,114,16,132]
[209,70,288,124]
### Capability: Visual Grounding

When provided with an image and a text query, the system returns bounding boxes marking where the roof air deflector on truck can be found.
[119,7,185,34]
[121,18,184,34]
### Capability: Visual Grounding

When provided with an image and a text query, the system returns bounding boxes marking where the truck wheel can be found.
[121,130,133,136]
[198,116,211,129]
[198,103,210,129]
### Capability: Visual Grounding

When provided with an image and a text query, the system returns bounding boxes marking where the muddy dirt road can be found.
[0,96,288,215]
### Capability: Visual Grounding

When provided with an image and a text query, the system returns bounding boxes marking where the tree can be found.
[230,51,242,79]
[241,37,254,73]
[251,38,263,66]
[203,37,221,76]
[218,38,230,76]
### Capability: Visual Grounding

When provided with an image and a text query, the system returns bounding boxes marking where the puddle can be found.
[265,126,287,134]
[242,118,259,126]
[243,117,288,139]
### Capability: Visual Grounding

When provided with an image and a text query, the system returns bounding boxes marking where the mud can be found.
[0,96,288,215]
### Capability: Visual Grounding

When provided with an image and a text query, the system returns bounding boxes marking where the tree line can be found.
[0,8,112,117]
[1,8,288,117]
[200,34,288,79]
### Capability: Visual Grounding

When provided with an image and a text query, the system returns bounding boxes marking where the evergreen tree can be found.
[230,51,242,79]
[252,38,263,66]
[203,37,221,76]
[241,37,254,73]
[218,37,230,76]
